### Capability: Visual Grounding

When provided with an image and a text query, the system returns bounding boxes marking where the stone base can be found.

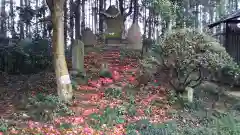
[106,43,126,47]
[127,44,142,50]
[84,44,95,47]
[106,39,121,44]
[69,70,78,76]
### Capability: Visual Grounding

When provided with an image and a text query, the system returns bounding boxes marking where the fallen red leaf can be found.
[82,108,98,116]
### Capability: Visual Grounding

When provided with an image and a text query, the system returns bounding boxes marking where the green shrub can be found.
[214,64,240,86]
[125,112,240,135]
[180,126,214,135]
[0,38,52,74]
[58,123,74,130]
[27,94,74,121]
[87,106,125,130]
[126,119,177,135]
[178,112,240,135]
[142,38,156,55]
[99,67,112,78]
[144,28,237,94]
[0,119,8,132]
[104,87,122,99]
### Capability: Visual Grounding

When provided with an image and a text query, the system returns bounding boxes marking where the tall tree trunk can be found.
[99,0,104,33]
[25,0,30,37]
[20,0,25,39]
[0,0,6,37]
[132,0,138,23]
[209,2,214,32]
[119,0,124,15]
[46,0,73,102]
[64,0,68,50]
[35,0,39,36]
[194,2,199,29]
[123,0,133,22]
[94,1,98,33]
[42,0,48,38]
[175,0,184,27]
[143,6,147,36]
[148,11,152,38]
[10,0,15,37]
[69,0,74,55]
[235,0,238,10]
[202,7,208,27]
[69,0,74,44]
[185,0,194,27]
[81,0,85,33]
[75,0,81,39]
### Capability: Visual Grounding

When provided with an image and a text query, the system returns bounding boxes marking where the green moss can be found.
[105,33,121,38]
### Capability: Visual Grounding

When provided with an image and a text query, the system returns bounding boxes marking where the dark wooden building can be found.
[208,10,240,63]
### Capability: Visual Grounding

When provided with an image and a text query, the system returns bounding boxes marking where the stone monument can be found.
[71,40,84,75]
[127,22,142,50]
[100,5,124,44]
[82,28,97,46]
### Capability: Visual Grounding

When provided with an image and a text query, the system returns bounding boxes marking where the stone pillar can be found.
[127,22,142,50]
[82,28,97,46]
[71,40,84,75]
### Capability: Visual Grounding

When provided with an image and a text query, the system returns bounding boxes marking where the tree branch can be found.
[46,0,53,13]
[182,66,198,86]
[123,0,133,19]
[184,67,202,88]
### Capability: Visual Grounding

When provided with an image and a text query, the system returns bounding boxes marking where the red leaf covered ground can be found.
[0,49,171,135]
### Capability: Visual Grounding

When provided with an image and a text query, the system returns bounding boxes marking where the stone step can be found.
[102,49,121,52]
[102,58,121,61]
[70,106,99,116]
[103,52,120,54]
[74,92,100,101]
[102,47,123,51]
[103,56,120,59]
[102,56,120,59]
[105,44,126,47]
[102,52,120,55]
[73,100,98,108]
[75,89,99,94]
[81,108,99,116]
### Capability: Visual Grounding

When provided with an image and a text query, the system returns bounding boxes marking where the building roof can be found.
[208,9,240,28]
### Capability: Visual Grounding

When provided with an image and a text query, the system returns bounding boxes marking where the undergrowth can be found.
[87,106,125,130]
[0,119,8,132]
[125,112,240,135]
[26,93,74,121]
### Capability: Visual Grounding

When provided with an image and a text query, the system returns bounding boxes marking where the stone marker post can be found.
[72,40,84,75]
[82,28,97,46]
[186,87,194,102]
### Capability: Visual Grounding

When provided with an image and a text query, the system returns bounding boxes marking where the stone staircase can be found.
[71,45,139,118]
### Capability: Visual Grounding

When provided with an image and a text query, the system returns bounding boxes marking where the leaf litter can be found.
[0,49,171,135]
